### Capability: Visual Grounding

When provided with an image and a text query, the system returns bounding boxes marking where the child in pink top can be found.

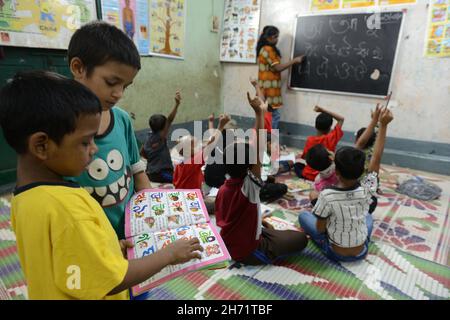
[305,144,338,205]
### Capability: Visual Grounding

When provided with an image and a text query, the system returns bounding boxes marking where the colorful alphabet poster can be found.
[125,189,230,296]
[379,0,417,5]
[310,0,417,12]
[310,0,341,11]
[0,0,96,49]
[220,0,262,63]
[342,0,376,8]
[149,0,186,60]
[100,0,150,55]
[424,0,450,57]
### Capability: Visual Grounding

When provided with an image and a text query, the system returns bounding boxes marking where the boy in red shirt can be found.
[173,115,230,189]
[215,93,308,265]
[294,105,345,181]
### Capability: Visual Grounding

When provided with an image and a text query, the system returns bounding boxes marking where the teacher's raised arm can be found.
[256,26,305,130]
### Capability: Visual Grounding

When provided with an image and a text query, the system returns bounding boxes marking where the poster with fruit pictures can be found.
[220,0,262,63]
[125,189,231,296]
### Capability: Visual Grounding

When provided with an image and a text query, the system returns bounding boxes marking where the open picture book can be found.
[125,189,230,296]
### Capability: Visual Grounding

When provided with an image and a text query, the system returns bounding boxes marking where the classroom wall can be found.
[121,0,224,132]
[222,0,450,145]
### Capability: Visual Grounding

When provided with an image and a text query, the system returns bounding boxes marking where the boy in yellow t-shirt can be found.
[0,71,202,300]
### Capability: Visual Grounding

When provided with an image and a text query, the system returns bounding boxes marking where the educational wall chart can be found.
[220,0,262,63]
[310,0,417,11]
[424,0,450,57]
[0,0,96,49]
[149,0,186,59]
[125,189,230,296]
[310,0,341,11]
[100,0,150,55]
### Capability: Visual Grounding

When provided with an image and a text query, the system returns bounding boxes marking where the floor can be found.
[1,149,449,300]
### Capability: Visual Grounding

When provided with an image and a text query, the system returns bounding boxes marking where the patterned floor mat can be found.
[144,241,450,300]
[0,198,27,300]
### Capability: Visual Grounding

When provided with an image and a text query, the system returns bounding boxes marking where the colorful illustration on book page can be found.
[0,0,96,49]
[310,0,341,11]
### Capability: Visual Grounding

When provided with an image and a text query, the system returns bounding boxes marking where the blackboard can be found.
[289,11,404,97]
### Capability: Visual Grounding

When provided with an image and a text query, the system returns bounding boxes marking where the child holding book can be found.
[1,71,202,300]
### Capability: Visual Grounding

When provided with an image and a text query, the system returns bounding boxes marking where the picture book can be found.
[125,189,230,296]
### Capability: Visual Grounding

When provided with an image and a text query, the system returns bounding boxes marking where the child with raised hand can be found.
[173,114,231,190]
[298,107,393,262]
[215,92,308,265]
[142,91,181,184]
[0,71,202,300]
[67,21,151,240]
[294,105,345,181]
[355,104,382,176]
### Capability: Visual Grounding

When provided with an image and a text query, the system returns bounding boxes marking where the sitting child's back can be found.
[299,106,344,181]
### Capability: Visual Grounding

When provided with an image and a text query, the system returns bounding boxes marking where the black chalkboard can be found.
[290,11,404,97]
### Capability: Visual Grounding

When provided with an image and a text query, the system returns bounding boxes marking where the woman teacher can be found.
[257,26,305,130]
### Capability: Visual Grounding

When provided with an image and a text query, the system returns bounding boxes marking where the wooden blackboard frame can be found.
[288,9,406,99]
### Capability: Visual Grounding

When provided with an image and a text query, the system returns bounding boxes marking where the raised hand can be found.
[208,113,215,122]
[247,92,267,114]
[175,91,182,105]
[218,114,231,129]
[371,103,382,120]
[379,107,394,126]
[314,105,324,113]
[250,77,258,88]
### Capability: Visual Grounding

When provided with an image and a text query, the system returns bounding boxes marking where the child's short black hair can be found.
[149,114,167,133]
[306,144,332,172]
[356,127,376,149]
[224,142,256,179]
[334,146,366,180]
[68,21,141,76]
[315,112,333,133]
[0,70,101,154]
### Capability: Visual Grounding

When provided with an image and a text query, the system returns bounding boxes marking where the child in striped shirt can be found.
[298,107,393,262]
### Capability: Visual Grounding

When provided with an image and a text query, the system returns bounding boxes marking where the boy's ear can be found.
[28,132,51,161]
[69,57,87,79]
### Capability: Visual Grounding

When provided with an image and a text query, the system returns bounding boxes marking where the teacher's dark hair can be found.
[256,26,281,58]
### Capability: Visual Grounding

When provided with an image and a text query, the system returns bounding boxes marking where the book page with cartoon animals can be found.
[128,222,230,295]
[125,189,209,238]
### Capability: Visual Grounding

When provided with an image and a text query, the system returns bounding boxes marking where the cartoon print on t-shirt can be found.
[84,149,132,207]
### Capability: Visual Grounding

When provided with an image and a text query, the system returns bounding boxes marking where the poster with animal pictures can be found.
[424,0,450,57]
[220,0,261,63]
[125,189,230,296]
[149,0,186,59]
[100,0,150,55]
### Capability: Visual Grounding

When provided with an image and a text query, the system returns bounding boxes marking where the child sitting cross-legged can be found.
[298,107,393,262]
[215,92,308,265]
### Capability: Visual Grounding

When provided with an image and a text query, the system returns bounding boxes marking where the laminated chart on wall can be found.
[220,0,262,63]
[310,0,417,12]
[0,0,96,49]
[342,0,376,8]
[100,0,150,55]
[149,0,186,60]
[310,0,341,11]
[424,0,450,57]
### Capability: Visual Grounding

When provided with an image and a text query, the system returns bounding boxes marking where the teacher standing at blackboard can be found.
[257,26,304,130]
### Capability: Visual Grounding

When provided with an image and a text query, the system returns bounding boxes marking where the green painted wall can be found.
[120,0,224,131]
